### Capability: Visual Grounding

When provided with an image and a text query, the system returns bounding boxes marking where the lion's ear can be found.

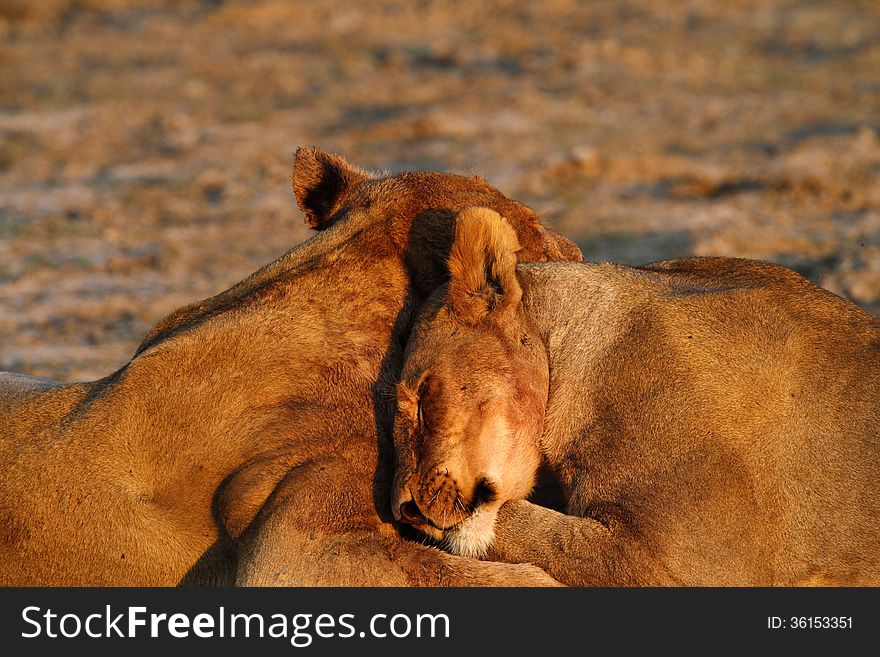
[293,147,369,230]
[447,207,523,324]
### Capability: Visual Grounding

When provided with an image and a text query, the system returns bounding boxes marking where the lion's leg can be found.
[388,540,563,587]
[486,500,674,586]
[234,458,559,586]
[236,519,561,587]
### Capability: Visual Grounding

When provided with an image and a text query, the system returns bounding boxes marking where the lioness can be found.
[0,151,579,586]
[392,208,880,585]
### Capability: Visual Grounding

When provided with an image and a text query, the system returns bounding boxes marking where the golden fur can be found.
[0,153,580,586]
[393,208,880,585]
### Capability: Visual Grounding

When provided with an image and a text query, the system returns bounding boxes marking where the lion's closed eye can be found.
[416,375,435,432]
[417,393,428,431]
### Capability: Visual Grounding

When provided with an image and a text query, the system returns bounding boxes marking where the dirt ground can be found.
[1,0,878,382]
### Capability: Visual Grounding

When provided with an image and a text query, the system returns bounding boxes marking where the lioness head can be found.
[392,208,547,557]
[293,147,583,293]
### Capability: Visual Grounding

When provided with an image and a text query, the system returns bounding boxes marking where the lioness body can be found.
[504,258,880,585]
[0,152,578,585]
[0,238,402,584]
[393,210,880,586]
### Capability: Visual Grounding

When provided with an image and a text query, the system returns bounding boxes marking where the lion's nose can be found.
[399,499,428,525]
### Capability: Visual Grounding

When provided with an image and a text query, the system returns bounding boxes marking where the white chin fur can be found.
[442,507,498,558]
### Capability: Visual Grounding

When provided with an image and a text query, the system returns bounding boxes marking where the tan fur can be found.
[448,208,523,323]
[393,211,880,586]
[0,151,580,586]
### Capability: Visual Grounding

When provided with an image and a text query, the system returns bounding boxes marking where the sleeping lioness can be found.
[0,153,579,586]
[391,207,880,585]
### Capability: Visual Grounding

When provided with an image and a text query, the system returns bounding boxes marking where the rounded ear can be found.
[447,207,523,324]
[293,147,370,230]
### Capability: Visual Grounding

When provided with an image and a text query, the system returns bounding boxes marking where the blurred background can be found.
[1,0,878,381]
